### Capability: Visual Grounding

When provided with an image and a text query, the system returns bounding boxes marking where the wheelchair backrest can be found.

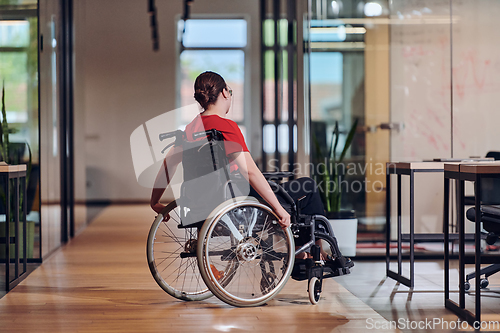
[181,130,228,182]
[179,129,236,226]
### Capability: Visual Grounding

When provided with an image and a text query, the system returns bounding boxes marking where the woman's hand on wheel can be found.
[276,207,291,228]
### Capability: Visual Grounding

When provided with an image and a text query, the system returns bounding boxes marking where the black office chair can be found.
[464,151,500,290]
[465,206,500,290]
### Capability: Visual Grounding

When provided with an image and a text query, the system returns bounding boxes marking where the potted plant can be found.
[313,119,358,256]
[0,82,35,259]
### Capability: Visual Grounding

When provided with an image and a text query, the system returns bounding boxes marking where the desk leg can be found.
[14,177,19,281]
[22,176,27,275]
[409,170,415,288]
[386,171,391,273]
[397,174,402,276]
[458,180,465,309]
[5,176,9,291]
[444,177,450,300]
[0,176,10,291]
[475,176,481,323]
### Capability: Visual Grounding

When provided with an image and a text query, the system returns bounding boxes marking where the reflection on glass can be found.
[310,52,343,154]
[263,51,275,123]
[0,18,38,162]
[51,16,58,157]
[0,9,40,262]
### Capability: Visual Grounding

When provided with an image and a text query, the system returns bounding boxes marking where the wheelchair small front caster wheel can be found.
[480,278,489,289]
[308,277,321,305]
[464,281,470,291]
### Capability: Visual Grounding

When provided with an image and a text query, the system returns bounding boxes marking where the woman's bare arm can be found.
[231,151,290,228]
[150,145,183,213]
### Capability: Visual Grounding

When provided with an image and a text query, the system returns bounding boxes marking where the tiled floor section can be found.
[336,260,500,332]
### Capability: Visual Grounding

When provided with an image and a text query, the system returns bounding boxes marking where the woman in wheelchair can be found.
[147,71,352,306]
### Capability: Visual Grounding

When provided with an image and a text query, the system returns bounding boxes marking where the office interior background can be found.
[1,0,500,330]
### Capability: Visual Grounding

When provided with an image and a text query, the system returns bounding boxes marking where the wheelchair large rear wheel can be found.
[197,197,295,307]
[147,201,212,301]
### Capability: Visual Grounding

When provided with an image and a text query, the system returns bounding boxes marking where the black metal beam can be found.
[60,0,74,242]
[287,0,295,171]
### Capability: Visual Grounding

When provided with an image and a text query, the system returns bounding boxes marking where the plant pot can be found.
[326,210,358,257]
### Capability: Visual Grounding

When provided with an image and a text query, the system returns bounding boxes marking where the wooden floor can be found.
[0,205,397,333]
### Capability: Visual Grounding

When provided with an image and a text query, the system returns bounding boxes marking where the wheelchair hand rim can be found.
[198,199,295,306]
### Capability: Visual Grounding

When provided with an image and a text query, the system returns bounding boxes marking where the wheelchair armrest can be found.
[262,171,294,181]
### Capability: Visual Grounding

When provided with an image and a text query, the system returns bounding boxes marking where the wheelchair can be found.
[146,128,353,307]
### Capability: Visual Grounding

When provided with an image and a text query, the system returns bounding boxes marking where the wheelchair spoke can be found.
[170,257,193,284]
[160,223,184,247]
[172,208,181,222]
[199,202,294,306]
[159,252,183,274]
[148,203,211,300]
[246,208,258,237]
[182,256,198,292]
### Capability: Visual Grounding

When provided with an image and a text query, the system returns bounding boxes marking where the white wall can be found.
[390,0,500,161]
[74,0,261,202]
[452,0,500,158]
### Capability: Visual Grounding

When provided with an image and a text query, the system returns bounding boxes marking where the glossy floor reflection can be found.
[0,205,396,333]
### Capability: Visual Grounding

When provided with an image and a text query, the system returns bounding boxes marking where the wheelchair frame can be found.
[147,128,352,306]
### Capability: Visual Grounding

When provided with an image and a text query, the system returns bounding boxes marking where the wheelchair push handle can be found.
[159,130,185,154]
[192,129,224,141]
[159,129,184,142]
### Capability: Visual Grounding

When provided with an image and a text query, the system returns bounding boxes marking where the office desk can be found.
[385,159,494,288]
[385,162,444,288]
[0,164,27,291]
[443,162,500,326]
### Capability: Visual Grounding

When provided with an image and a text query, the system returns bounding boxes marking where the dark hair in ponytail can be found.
[193,71,227,110]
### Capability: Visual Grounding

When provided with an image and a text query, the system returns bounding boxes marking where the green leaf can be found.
[339,119,358,163]
[26,142,32,186]
[331,121,339,161]
[1,82,9,164]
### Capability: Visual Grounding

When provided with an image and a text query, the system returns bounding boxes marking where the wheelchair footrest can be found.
[291,258,353,281]
[323,266,351,278]
[291,259,313,281]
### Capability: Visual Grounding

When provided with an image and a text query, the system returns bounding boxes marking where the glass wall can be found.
[307,0,375,251]
[39,0,66,257]
[306,0,500,256]
[0,0,40,292]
